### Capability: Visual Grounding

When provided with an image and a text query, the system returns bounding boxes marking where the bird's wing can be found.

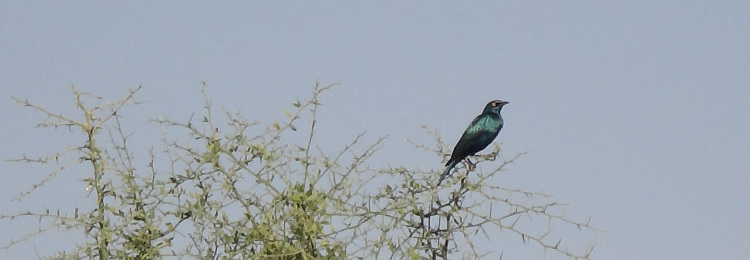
[452,115,491,152]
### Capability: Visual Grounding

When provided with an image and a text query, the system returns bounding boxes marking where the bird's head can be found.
[483,100,509,114]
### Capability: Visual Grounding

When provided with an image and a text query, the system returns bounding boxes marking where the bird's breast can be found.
[476,115,503,130]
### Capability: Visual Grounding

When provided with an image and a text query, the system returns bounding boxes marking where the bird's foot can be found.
[467,159,476,172]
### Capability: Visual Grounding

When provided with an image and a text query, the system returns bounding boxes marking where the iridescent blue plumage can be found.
[437,100,508,185]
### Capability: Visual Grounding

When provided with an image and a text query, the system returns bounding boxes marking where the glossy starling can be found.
[438,100,508,185]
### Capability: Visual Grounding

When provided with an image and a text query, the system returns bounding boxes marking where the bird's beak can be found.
[500,101,509,105]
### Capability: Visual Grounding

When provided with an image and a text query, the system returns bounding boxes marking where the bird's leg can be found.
[466,158,476,172]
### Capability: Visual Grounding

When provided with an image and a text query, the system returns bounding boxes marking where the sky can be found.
[2,1,750,259]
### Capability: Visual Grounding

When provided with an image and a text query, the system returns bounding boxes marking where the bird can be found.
[437,100,509,186]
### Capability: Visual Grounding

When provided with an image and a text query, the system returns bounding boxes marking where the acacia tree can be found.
[3,81,599,259]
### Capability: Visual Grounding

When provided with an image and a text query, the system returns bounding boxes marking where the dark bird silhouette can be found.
[438,100,509,185]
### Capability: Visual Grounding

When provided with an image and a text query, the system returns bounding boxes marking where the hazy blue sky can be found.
[2,2,749,259]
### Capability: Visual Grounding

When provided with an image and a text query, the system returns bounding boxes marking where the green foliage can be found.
[3,81,600,259]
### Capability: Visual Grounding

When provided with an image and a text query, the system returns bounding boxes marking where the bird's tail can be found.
[437,160,458,186]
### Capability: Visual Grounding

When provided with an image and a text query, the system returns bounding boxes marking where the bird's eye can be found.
[491,102,497,107]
